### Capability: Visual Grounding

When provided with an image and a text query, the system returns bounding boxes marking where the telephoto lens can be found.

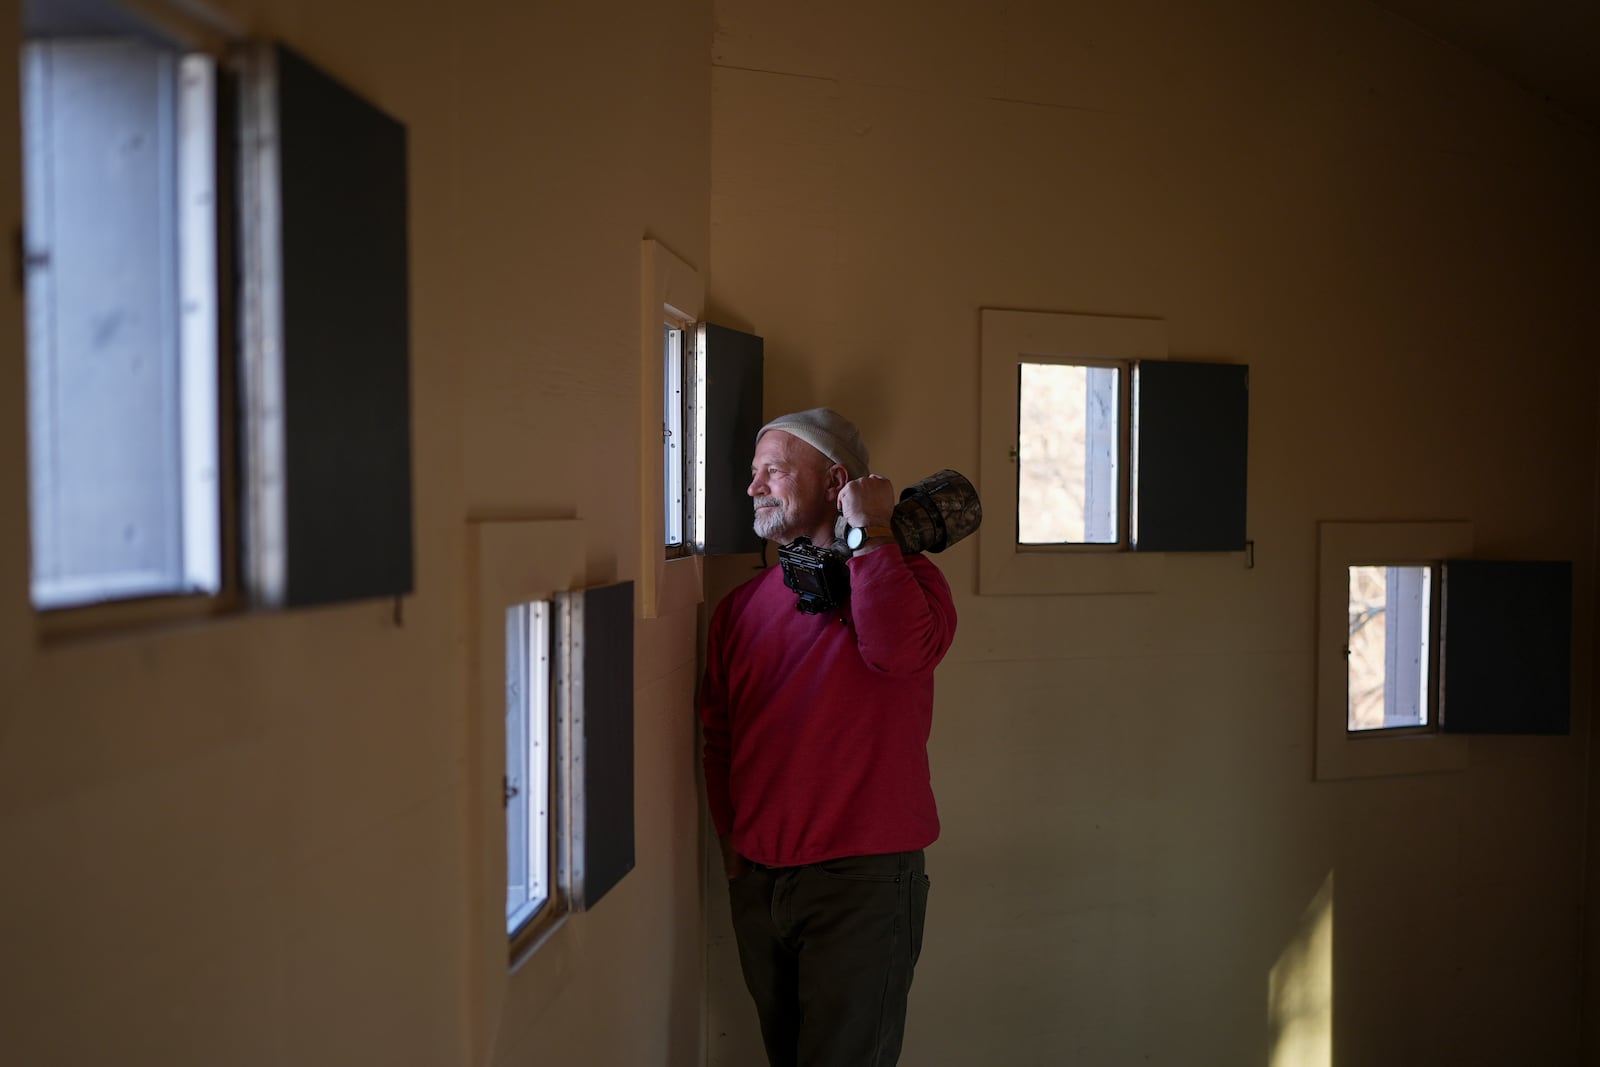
[889,469,982,554]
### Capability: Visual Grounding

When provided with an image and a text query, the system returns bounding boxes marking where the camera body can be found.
[778,536,851,615]
[775,469,983,615]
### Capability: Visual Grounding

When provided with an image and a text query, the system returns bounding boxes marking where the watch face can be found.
[846,526,864,550]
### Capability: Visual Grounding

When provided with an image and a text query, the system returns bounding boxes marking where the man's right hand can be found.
[720,835,752,881]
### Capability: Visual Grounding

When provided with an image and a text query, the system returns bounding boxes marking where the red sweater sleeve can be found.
[846,547,957,675]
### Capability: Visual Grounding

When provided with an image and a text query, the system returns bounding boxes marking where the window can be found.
[475,519,638,967]
[638,240,764,617]
[639,240,704,618]
[662,319,693,557]
[1318,523,1470,779]
[1346,565,1432,733]
[979,308,1249,596]
[503,579,637,965]
[22,15,221,610]
[21,0,416,624]
[1315,522,1572,781]
[505,600,553,937]
[1017,360,1125,546]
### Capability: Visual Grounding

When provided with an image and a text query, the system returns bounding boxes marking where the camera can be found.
[778,468,983,615]
[778,537,852,615]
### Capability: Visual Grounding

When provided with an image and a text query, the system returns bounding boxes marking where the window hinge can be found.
[503,775,519,808]
[1008,445,1018,463]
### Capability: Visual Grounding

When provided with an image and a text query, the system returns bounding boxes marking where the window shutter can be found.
[1133,360,1248,552]
[238,42,413,607]
[1440,560,1571,735]
[560,581,635,910]
[701,324,764,555]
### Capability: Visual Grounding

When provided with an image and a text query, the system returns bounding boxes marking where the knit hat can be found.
[756,407,871,480]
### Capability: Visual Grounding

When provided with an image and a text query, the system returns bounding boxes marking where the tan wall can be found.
[706,2,1600,1065]
[0,0,710,1064]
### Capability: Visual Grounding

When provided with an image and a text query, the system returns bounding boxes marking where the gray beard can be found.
[752,503,790,541]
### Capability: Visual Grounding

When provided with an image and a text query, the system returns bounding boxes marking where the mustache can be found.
[752,496,782,509]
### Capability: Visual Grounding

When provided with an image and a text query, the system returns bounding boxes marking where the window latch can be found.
[503,776,520,807]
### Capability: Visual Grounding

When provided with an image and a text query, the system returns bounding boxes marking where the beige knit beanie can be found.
[756,407,871,480]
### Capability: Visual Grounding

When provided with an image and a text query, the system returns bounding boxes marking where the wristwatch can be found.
[846,524,897,551]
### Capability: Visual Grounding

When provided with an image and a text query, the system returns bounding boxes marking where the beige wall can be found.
[0,0,711,1064]
[706,2,1600,1065]
[6,0,1600,1064]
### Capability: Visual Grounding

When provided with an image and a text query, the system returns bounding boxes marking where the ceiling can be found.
[1373,0,1600,131]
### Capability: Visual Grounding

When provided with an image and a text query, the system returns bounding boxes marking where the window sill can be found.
[35,590,240,647]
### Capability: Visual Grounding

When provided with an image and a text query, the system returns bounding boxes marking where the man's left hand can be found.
[839,474,895,530]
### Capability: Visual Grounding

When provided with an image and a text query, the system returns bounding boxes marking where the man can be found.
[700,407,958,1067]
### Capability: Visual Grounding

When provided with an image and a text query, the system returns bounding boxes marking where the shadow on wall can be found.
[1269,872,1334,1067]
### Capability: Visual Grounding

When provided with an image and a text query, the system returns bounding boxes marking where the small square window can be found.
[980,309,1249,596]
[1017,361,1123,546]
[1346,564,1433,733]
[1316,522,1469,780]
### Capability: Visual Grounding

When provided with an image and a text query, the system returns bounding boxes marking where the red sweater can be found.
[700,546,957,867]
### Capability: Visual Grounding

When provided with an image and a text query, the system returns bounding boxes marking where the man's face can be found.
[747,430,839,545]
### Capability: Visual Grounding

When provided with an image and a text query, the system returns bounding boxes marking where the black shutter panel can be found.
[1441,560,1571,735]
[702,324,763,555]
[1133,360,1248,552]
[570,581,635,910]
[272,44,413,606]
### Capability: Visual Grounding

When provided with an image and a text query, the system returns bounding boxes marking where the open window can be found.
[1017,361,1125,547]
[22,3,222,611]
[22,0,414,625]
[473,519,636,972]
[1316,522,1572,781]
[980,308,1249,595]
[503,579,636,961]
[639,240,763,618]
[505,599,554,935]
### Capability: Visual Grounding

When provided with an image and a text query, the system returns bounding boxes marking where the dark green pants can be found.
[728,851,930,1067]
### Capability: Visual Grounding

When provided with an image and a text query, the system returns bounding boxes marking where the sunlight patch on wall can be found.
[1268,872,1333,1067]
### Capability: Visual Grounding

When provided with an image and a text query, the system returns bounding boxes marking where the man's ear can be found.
[825,463,850,499]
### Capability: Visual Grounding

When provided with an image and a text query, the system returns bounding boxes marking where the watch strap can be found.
[851,525,897,551]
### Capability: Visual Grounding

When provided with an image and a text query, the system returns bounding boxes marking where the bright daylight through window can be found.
[506,600,552,936]
[23,29,220,610]
[664,323,686,551]
[1016,361,1121,545]
[1346,565,1432,732]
